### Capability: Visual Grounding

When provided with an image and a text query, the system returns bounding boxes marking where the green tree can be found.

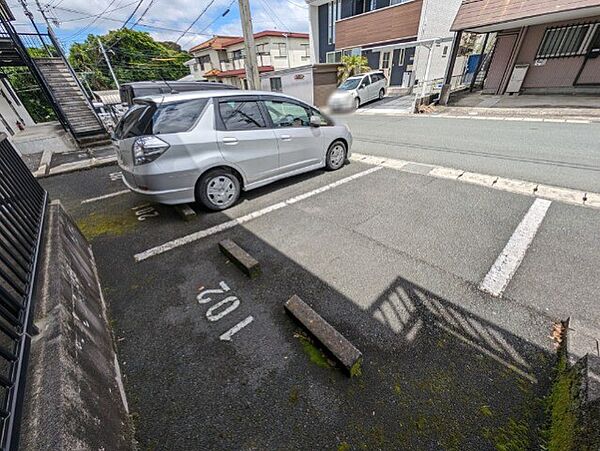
[69,28,191,91]
[337,55,371,84]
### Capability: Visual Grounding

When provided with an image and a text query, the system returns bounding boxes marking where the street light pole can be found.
[237,0,260,90]
[97,37,120,89]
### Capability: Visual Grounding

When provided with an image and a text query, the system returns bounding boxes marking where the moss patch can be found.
[493,417,530,451]
[77,211,138,240]
[295,331,333,369]
[480,405,493,417]
[543,353,579,451]
[337,442,351,451]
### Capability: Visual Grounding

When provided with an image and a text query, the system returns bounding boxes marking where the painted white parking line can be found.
[479,199,552,297]
[81,190,130,204]
[134,166,382,262]
[351,153,599,208]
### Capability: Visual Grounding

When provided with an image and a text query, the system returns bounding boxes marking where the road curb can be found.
[219,239,261,279]
[34,156,118,178]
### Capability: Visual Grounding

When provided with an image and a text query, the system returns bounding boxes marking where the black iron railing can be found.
[0,134,47,450]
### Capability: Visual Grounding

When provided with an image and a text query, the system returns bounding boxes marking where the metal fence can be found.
[0,134,47,450]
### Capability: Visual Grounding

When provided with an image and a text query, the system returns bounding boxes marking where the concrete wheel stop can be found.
[219,239,261,279]
[284,295,362,377]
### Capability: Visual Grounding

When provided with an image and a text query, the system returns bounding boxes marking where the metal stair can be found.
[34,58,110,147]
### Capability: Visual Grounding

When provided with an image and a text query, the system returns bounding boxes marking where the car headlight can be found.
[132,136,170,165]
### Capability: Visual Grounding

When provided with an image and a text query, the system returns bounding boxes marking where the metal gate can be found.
[0,134,47,450]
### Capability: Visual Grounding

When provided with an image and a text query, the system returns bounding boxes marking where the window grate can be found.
[536,22,599,59]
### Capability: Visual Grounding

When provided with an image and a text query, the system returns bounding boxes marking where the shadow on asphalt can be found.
[97,224,553,450]
[40,165,554,450]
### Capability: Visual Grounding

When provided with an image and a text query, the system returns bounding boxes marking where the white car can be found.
[328,71,388,112]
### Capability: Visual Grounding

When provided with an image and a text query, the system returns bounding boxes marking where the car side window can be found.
[360,76,371,88]
[264,100,310,128]
[219,100,266,131]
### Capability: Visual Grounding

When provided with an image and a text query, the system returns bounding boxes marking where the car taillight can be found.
[132,136,170,165]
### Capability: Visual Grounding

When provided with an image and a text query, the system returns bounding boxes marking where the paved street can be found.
[40,116,600,449]
[341,114,600,193]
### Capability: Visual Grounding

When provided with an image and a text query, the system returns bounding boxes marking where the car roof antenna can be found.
[160,73,179,95]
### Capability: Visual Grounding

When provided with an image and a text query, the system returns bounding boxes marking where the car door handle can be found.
[280,134,292,141]
[222,137,238,145]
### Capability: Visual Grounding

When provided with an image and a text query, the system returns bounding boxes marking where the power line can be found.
[130,0,153,27]
[180,0,235,48]
[174,0,216,43]
[57,1,139,23]
[63,0,120,40]
[120,0,144,28]
[258,0,289,32]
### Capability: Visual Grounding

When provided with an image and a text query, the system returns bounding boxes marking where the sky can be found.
[10,0,310,51]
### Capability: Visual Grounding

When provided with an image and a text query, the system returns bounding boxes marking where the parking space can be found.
[40,159,600,449]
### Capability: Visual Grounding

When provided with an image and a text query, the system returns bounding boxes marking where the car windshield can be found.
[339,78,362,90]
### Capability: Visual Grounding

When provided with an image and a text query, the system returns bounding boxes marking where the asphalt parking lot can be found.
[40,157,600,450]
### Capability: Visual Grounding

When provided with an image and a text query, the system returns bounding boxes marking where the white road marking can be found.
[134,166,382,262]
[479,199,552,297]
[351,153,597,208]
[220,316,254,342]
[81,190,130,204]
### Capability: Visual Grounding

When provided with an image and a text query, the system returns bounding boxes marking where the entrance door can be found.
[483,32,518,94]
[380,51,392,81]
[575,27,600,86]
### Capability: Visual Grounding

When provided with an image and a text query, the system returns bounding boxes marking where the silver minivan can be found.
[114,91,353,210]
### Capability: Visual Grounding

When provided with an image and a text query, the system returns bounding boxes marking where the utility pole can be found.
[237,0,260,90]
[97,37,120,89]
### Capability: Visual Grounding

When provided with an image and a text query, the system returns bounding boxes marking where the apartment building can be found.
[444,0,600,96]
[185,31,311,89]
[306,0,462,90]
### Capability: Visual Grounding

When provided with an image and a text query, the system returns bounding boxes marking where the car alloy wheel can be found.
[379,89,385,100]
[206,175,237,208]
[328,142,346,170]
[355,97,360,110]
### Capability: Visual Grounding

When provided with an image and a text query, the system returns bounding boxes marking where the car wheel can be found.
[354,97,360,110]
[196,169,240,211]
[379,88,385,100]
[325,140,347,171]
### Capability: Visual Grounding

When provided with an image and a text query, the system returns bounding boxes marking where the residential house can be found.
[184,35,241,80]
[306,0,463,91]
[443,0,600,98]
[186,31,311,89]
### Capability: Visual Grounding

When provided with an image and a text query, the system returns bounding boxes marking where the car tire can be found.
[196,168,241,211]
[325,140,347,171]
[354,97,360,110]
[379,88,385,100]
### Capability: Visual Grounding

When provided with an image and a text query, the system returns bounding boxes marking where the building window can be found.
[256,44,268,54]
[198,55,211,71]
[537,23,599,58]
[328,0,341,45]
[301,44,310,60]
[390,0,412,5]
[381,51,391,69]
[442,45,449,57]
[274,43,287,58]
[232,50,244,60]
[270,77,283,92]
[354,0,375,15]
[326,50,342,63]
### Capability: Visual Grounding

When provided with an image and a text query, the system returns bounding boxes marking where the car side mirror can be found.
[309,115,321,127]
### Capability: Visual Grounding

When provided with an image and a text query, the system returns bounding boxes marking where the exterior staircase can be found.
[33,58,110,148]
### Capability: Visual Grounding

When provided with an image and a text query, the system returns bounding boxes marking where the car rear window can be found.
[114,98,208,139]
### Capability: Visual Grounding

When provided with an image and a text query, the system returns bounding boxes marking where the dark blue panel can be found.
[363,49,380,70]
[318,3,335,63]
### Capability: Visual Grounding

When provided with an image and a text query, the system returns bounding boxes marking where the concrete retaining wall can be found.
[21,200,133,450]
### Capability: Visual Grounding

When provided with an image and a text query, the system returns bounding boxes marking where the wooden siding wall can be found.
[518,16,600,87]
[452,0,600,31]
[335,0,422,49]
